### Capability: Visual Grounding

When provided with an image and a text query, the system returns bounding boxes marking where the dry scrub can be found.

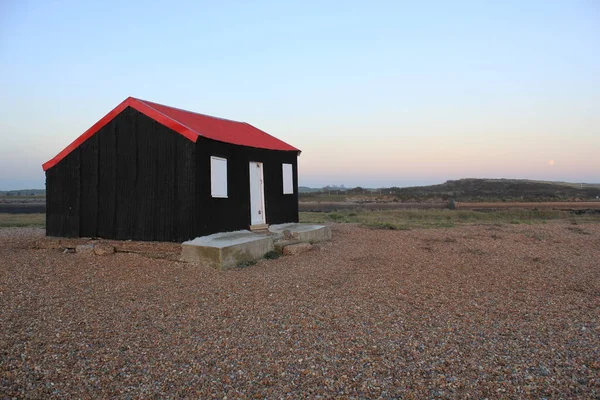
[0,213,45,228]
[1,223,599,398]
[301,208,600,229]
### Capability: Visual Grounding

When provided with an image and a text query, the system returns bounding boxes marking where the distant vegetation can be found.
[298,186,322,193]
[0,213,45,228]
[300,208,600,230]
[0,189,45,197]
[300,179,600,203]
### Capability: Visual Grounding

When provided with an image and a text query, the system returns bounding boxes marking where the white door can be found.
[249,161,265,225]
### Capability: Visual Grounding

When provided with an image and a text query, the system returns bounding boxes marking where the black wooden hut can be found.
[42,97,300,242]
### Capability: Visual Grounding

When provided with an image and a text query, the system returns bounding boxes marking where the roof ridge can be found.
[132,97,247,125]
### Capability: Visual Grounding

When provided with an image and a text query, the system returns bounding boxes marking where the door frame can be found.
[249,161,266,225]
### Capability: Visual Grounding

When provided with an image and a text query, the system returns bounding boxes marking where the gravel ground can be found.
[1,223,599,399]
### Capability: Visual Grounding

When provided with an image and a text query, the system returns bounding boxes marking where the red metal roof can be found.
[42,97,300,171]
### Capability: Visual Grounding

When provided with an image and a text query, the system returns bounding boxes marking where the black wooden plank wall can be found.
[45,163,61,236]
[96,115,118,239]
[114,109,135,239]
[175,136,196,240]
[46,148,81,237]
[134,112,157,240]
[46,107,197,241]
[153,117,177,241]
[79,134,99,236]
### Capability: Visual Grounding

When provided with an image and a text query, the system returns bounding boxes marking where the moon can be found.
[548,160,555,166]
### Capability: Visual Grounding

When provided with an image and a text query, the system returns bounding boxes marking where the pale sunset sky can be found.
[1,0,598,190]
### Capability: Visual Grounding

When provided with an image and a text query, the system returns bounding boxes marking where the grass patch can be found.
[236,259,257,268]
[300,209,600,230]
[327,212,345,222]
[0,213,45,228]
[263,250,282,260]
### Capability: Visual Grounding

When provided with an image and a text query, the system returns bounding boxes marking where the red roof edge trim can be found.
[42,97,199,171]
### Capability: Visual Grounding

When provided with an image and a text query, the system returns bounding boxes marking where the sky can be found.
[1,0,599,190]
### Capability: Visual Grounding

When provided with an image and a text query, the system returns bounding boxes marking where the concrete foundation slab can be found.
[181,230,274,269]
[268,223,332,243]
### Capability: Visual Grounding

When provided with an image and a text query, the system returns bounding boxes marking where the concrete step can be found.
[249,224,269,233]
[181,230,274,269]
[181,223,331,269]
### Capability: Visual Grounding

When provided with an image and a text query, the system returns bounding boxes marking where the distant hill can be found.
[299,179,600,202]
[384,179,600,202]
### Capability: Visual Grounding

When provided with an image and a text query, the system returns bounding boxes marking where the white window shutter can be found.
[282,163,293,194]
[211,156,228,198]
